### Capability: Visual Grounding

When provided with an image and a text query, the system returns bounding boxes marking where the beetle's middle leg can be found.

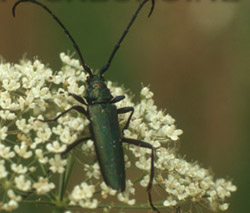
[117,107,134,132]
[37,105,87,122]
[122,137,159,213]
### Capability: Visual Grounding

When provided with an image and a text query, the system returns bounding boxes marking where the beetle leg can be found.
[61,136,91,156]
[117,107,134,132]
[68,93,87,105]
[122,137,159,213]
[111,95,125,104]
[37,105,87,122]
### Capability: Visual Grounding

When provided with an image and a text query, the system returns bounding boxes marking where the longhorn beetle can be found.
[13,0,159,212]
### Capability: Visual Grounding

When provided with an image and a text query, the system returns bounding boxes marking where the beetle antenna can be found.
[12,0,93,77]
[100,0,155,76]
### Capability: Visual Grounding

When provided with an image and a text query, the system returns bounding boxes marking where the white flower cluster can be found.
[0,53,236,212]
[69,182,97,209]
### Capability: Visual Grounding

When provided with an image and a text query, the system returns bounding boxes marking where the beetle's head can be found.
[85,74,113,104]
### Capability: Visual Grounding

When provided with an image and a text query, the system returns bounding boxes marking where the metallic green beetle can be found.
[13,0,159,212]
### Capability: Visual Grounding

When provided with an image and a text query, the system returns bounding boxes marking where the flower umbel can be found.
[0,53,236,212]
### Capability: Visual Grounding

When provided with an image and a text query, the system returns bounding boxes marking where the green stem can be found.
[58,153,74,201]
[58,171,65,201]
[39,162,47,176]
[63,153,74,192]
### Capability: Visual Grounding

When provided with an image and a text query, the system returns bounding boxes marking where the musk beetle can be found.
[13,0,159,212]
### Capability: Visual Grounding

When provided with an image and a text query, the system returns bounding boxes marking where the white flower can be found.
[15,175,32,191]
[81,140,94,152]
[100,182,117,199]
[46,141,67,153]
[49,154,67,173]
[67,117,86,131]
[0,91,11,109]
[60,52,82,69]
[33,177,55,194]
[219,203,229,211]
[139,175,150,188]
[14,141,32,159]
[0,160,8,179]
[67,80,85,95]
[69,182,95,201]
[163,196,177,207]
[117,180,135,205]
[35,149,48,164]
[29,166,36,173]
[141,86,154,99]
[0,126,8,140]
[11,164,28,174]
[3,200,19,211]
[16,119,31,134]
[135,156,151,171]
[0,110,16,120]
[0,144,15,159]
[69,182,97,209]
[84,163,100,179]
[60,52,72,65]
[36,127,52,143]
[59,127,78,145]
[160,124,183,141]
[2,79,20,91]
[7,190,22,202]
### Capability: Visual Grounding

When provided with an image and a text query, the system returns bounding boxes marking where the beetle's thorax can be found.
[85,74,113,104]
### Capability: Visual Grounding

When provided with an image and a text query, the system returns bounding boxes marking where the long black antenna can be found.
[100,0,155,76]
[12,0,93,77]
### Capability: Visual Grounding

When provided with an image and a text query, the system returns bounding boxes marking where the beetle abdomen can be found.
[88,103,125,191]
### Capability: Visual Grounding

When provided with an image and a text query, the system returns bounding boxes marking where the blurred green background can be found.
[0,0,247,212]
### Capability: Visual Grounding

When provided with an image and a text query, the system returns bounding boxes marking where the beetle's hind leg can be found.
[37,105,87,122]
[122,137,159,213]
[61,136,91,156]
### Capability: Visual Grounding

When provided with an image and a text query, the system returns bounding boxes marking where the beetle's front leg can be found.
[68,93,87,105]
[111,95,125,103]
[117,107,134,133]
[122,137,159,213]
[37,105,87,122]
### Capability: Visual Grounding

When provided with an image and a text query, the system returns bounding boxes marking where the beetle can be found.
[13,0,159,212]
